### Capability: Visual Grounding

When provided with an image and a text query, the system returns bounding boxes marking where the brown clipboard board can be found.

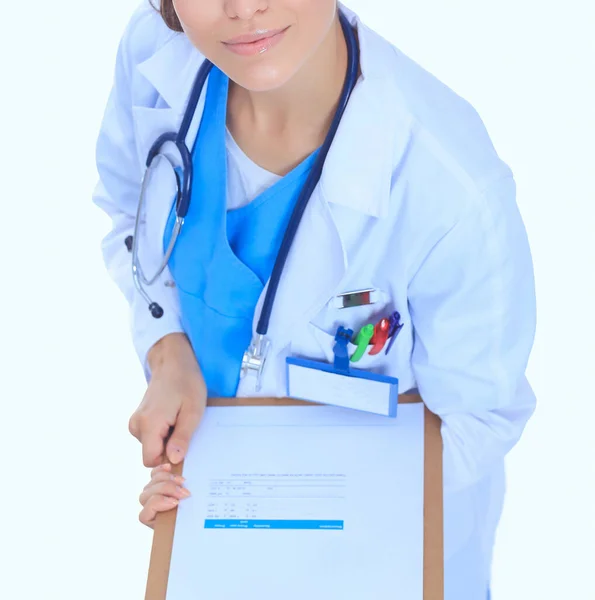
[145,394,444,600]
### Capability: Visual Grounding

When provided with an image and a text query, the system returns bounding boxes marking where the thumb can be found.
[142,426,169,468]
[141,418,172,468]
[166,402,204,464]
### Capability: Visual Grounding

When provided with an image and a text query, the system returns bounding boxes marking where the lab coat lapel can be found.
[251,16,415,351]
[131,106,178,173]
[319,13,415,219]
[255,188,346,351]
[132,33,206,163]
[131,34,208,258]
[136,32,204,114]
[259,15,415,349]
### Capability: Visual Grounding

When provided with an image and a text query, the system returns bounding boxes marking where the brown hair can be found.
[151,0,183,32]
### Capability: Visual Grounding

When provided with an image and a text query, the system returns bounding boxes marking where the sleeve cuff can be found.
[130,290,185,382]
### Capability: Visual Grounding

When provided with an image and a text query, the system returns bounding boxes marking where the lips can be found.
[222,27,289,56]
[224,29,286,45]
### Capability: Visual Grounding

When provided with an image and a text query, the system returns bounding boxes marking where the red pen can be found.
[368,317,391,355]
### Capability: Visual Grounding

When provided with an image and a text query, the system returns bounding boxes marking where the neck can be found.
[227,17,349,145]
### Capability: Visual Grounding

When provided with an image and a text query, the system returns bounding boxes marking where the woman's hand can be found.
[129,333,207,467]
[139,463,191,528]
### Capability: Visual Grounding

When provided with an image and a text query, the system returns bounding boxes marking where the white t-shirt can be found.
[225,128,282,210]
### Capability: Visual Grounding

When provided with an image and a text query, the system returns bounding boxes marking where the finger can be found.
[140,417,173,468]
[139,481,191,506]
[166,402,204,464]
[143,471,185,492]
[139,495,179,528]
[150,463,172,478]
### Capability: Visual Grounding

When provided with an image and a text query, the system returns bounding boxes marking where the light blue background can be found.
[0,1,593,599]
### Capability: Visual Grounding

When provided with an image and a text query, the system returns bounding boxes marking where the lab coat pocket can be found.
[313,292,392,340]
[291,322,389,374]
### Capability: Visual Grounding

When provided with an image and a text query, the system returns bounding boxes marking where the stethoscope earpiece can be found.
[149,303,164,319]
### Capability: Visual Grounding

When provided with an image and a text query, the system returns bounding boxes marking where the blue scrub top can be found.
[164,66,319,397]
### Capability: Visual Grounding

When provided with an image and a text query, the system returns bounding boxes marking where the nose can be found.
[224,0,268,20]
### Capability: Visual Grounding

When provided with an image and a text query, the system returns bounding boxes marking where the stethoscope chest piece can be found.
[241,334,271,391]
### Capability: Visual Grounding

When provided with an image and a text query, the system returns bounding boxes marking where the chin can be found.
[224,61,299,93]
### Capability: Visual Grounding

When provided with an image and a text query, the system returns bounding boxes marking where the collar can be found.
[136,6,413,219]
[136,31,203,116]
[319,6,414,218]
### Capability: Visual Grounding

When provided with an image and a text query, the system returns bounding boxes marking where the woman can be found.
[94,1,536,598]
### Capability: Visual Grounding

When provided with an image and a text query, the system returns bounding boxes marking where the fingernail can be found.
[173,475,186,484]
[169,497,179,505]
[169,447,185,465]
[178,486,191,498]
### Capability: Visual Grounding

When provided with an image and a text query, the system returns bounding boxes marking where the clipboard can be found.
[145,393,443,600]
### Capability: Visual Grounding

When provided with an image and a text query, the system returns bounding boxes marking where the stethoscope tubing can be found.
[256,13,359,336]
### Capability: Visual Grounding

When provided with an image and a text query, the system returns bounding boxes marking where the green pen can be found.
[350,324,375,363]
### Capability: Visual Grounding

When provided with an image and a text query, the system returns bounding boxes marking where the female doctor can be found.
[94,1,536,598]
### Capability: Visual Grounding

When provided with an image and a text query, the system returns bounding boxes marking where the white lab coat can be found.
[94,3,536,597]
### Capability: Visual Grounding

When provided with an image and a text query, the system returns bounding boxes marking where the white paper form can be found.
[166,404,425,600]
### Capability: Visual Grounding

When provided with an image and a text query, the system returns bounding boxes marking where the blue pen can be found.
[384,311,403,356]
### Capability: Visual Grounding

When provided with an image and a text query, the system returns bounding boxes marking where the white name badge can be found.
[286,357,399,418]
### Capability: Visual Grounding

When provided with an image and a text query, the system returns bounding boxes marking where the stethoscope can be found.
[132,10,360,388]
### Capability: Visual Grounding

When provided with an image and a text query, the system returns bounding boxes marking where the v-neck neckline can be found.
[216,72,321,216]
[211,67,320,275]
